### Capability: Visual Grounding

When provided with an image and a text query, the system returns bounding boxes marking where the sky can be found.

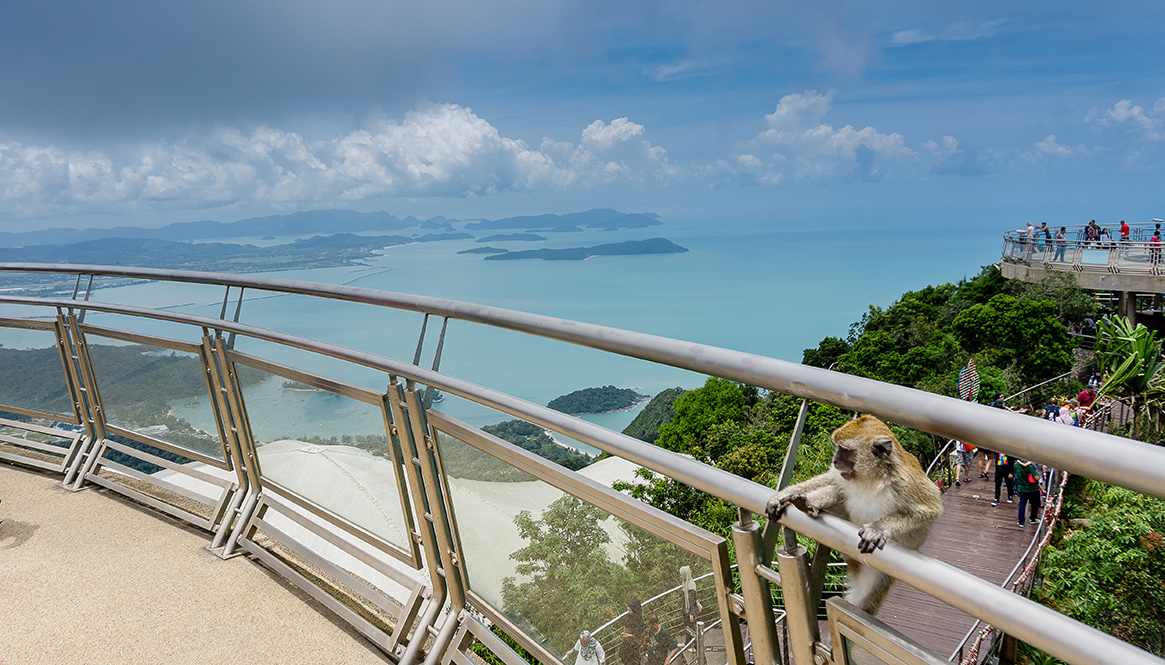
[1,1,1164,231]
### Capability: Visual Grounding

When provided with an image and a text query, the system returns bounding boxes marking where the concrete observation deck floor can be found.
[0,463,391,665]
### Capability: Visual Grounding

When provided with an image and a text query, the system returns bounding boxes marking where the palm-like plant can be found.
[1094,316,1165,439]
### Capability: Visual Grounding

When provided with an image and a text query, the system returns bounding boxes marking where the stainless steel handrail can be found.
[1,265,1163,501]
[3,266,1165,664]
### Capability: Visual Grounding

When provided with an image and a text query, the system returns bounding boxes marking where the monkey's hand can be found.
[766,492,820,520]
[857,526,888,553]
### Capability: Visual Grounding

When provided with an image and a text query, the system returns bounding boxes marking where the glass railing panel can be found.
[0,410,78,465]
[431,422,728,665]
[1113,242,1156,273]
[83,334,226,462]
[0,321,75,421]
[235,360,415,557]
[1077,246,1111,269]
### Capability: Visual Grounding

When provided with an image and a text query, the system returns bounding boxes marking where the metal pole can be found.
[775,546,819,665]
[731,517,781,665]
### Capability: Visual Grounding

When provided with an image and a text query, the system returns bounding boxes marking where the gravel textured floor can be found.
[0,463,393,664]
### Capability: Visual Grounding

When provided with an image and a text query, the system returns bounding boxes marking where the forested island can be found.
[483,238,687,261]
[478,233,547,243]
[482,420,594,470]
[548,385,649,415]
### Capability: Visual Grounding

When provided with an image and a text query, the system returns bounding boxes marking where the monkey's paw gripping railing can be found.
[1,263,1163,665]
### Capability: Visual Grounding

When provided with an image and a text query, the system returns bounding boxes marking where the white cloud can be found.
[581,118,645,150]
[890,20,1005,45]
[1086,98,1165,140]
[0,104,673,218]
[743,90,917,183]
[644,57,729,82]
[1029,134,1092,160]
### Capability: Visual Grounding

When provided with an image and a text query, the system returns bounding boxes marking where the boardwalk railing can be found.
[1001,222,1165,276]
[1,263,1164,665]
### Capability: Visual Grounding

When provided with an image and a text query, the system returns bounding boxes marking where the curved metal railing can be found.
[0,263,1163,665]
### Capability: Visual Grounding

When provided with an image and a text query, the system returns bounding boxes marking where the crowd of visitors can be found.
[1024,219,1165,260]
[954,371,1108,528]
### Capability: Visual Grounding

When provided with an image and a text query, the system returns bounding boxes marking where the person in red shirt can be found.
[1120,220,1130,242]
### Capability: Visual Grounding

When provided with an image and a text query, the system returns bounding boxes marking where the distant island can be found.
[0,208,659,247]
[457,247,508,255]
[478,233,546,243]
[548,385,650,415]
[415,232,473,243]
[484,238,687,261]
[466,209,662,232]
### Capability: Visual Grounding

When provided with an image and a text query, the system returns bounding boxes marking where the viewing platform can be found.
[1000,222,1165,321]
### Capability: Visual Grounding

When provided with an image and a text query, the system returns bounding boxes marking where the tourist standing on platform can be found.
[621,598,646,665]
[1014,459,1042,527]
[644,616,679,665]
[992,452,1014,507]
[1038,221,1051,252]
[1085,221,1100,245]
[565,631,606,665]
[1054,227,1067,261]
[1100,228,1114,247]
[1151,231,1162,266]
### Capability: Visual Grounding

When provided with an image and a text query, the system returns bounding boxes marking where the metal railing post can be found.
[775,544,820,665]
[731,514,781,665]
[696,620,707,665]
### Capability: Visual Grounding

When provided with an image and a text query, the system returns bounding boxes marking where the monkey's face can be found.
[832,446,857,480]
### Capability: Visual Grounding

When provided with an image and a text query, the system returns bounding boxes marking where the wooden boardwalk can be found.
[874,474,1040,662]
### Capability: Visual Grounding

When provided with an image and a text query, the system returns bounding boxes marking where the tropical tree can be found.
[500,496,625,652]
[1093,316,1165,440]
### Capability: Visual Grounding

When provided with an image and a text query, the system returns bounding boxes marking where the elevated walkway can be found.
[879,479,1043,662]
[1000,223,1165,321]
[0,463,390,665]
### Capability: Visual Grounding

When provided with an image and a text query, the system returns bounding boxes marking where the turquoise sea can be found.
[2,214,1003,453]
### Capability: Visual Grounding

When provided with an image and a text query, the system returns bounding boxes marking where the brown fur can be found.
[765,415,943,614]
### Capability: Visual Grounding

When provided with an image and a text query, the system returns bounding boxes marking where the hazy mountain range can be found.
[0,208,661,248]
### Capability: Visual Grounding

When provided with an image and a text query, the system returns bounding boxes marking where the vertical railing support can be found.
[695,620,707,665]
[732,512,781,665]
[775,545,821,665]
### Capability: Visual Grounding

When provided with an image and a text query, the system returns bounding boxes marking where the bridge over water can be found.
[0,263,1161,665]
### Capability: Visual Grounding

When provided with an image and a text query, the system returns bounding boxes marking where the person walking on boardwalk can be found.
[645,615,679,665]
[679,565,702,643]
[1014,459,1042,527]
[991,452,1014,506]
[953,440,975,486]
[565,631,606,665]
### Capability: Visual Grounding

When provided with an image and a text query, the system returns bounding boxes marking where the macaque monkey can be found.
[766,415,943,614]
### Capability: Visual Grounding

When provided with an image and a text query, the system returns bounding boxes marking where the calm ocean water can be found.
[2,214,1002,452]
